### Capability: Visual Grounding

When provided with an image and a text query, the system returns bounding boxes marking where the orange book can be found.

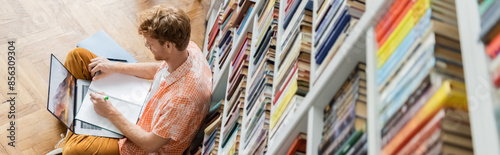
[382,80,468,155]
[287,133,307,155]
[396,109,444,155]
[375,0,413,44]
[487,34,500,59]
[377,1,416,47]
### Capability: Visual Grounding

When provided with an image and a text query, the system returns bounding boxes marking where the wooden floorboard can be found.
[0,0,210,154]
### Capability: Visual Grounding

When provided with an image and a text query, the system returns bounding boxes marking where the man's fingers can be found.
[92,73,106,81]
[88,61,97,73]
[90,64,101,76]
[90,57,105,62]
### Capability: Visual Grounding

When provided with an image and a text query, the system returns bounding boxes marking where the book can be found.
[486,32,500,58]
[315,9,351,65]
[382,80,468,155]
[286,133,307,155]
[375,0,414,44]
[377,0,430,68]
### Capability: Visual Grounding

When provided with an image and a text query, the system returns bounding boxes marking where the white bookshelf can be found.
[205,0,225,21]
[366,27,380,155]
[268,0,374,154]
[211,0,265,107]
[205,0,500,154]
[456,0,500,155]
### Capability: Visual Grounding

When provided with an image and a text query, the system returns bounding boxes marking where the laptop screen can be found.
[47,54,76,130]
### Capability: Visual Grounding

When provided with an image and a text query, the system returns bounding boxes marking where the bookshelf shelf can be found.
[456,0,500,154]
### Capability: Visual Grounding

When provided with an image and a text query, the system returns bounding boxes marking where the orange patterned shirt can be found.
[118,42,212,154]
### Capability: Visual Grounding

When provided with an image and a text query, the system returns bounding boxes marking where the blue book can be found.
[305,0,313,11]
[380,49,435,126]
[314,0,345,46]
[221,12,233,31]
[379,35,436,125]
[283,0,302,29]
[209,100,223,114]
[315,9,350,65]
[203,127,218,147]
[237,7,253,35]
[77,30,137,63]
[377,9,431,86]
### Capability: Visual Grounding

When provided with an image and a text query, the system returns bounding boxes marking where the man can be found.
[60,4,212,154]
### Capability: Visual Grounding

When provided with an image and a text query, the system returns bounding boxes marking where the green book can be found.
[479,0,495,15]
[334,130,364,155]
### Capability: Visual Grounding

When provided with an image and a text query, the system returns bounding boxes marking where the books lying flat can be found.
[319,62,366,155]
[382,80,468,154]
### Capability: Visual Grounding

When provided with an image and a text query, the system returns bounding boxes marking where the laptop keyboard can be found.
[81,121,102,130]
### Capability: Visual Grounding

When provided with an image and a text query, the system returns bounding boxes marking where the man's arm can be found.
[90,92,169,152]
[88,57,161,81]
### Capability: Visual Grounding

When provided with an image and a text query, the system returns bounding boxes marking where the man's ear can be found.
[162,41,171,52]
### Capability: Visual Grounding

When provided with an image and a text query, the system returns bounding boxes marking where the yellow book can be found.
[229,142,236,155]
[258,0,277,27]
[382,80,468,154]
[270,79,298,130]
[376,0,430,68]
[204,115,222,134]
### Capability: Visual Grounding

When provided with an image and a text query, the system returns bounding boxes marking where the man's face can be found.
[144,35,170,61]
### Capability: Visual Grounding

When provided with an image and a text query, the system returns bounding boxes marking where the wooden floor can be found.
[0,0,210,154]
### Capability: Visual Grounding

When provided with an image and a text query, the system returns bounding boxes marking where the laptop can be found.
[47,54,123,138]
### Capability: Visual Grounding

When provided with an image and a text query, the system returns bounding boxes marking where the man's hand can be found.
[90,92,117,118]
[88,57,119,81]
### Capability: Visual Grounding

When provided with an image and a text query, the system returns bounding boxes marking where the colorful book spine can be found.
[382,80,468,154]
[376,0,430,68]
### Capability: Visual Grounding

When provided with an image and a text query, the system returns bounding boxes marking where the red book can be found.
[493,67,500,87]
[375,0,413,45]
[284,0,296,15]
[396,110,444,154]
[207,21,220,51]
[287,133,307,155]
[232,37,249,67]
[487,34,500,59]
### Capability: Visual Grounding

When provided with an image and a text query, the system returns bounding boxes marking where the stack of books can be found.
[221,31,253,154]
[479,1,500,92]
[270,0,312,143]
[241,0,279,154]
[206,0,256,82]
[373,0,474,154]
[318,62,367,155]
[202,100,224,155]
[313,0,365,80]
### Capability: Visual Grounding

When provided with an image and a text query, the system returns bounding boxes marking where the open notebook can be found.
[75,73,151,136]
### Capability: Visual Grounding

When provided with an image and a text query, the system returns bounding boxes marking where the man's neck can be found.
[165,49,189,73]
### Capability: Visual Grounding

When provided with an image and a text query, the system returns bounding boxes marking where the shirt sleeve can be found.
[151,96,204,142]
